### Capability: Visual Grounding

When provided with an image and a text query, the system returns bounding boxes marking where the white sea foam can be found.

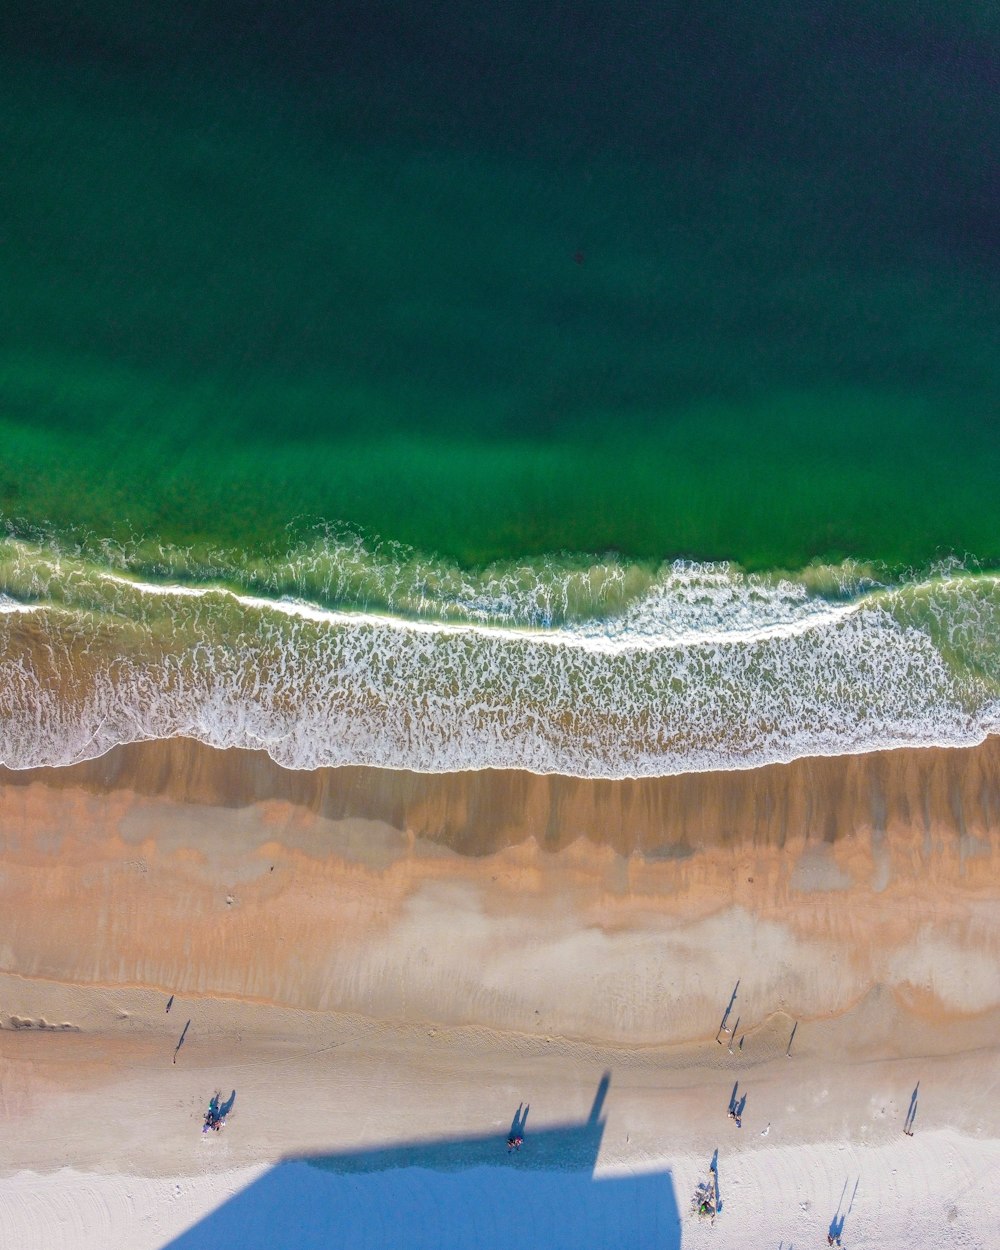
[0,538,997,776]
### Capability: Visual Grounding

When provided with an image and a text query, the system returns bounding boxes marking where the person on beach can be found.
[203,1093,224,1132]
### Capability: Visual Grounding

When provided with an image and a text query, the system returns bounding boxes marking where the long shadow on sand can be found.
[164,1072,680,1250]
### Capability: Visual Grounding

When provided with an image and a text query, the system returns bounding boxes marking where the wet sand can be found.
[1,736,999,1039]
[5,732,1000,859]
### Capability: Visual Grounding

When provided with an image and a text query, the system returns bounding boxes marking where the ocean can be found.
[2,3,997,774]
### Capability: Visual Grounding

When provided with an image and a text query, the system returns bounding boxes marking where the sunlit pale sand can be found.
[1,737,999,1247]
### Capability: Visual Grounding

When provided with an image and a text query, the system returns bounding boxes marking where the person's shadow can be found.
[710,1148,722,1213]
[220,1090,237,1119]
[508,1102,530,1146]
[904,1081,919,1134]
[828,1177,857,1244]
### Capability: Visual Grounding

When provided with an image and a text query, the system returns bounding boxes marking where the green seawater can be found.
[1,4,998,572]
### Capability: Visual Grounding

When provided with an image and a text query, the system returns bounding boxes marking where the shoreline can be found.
[3,732,999,858]
[1,735,998,1041]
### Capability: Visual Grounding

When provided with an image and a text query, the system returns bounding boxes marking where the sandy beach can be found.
[2,737,999,1247]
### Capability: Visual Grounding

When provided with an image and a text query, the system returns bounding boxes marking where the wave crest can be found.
[1,536,998,776]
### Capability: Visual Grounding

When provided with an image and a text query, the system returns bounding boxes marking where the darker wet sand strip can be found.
[1,733,998,859]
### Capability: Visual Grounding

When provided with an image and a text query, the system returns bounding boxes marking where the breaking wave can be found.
[1,532,998,776]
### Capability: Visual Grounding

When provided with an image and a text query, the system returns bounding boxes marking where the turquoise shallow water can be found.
[1,5,997,773]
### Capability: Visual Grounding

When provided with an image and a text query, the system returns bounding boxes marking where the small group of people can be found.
[506,1100,528,1152]
[202,1093,226,1133]
[693,1176,717,1221]
[200,1089,236,1134]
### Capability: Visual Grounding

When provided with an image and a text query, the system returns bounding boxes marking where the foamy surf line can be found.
[2,568,864,650]
[2,536,873,644]
[1,538,998,776]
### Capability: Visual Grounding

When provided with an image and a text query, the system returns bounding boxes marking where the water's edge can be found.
[2,534,998,777]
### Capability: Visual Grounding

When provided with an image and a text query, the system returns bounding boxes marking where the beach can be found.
[3,5,998,1245]
[2,736,998,1246]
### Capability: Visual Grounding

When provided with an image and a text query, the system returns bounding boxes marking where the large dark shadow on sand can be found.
[164,1073,680,1249]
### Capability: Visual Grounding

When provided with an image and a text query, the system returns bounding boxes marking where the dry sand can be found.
[1,737,999,1247]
